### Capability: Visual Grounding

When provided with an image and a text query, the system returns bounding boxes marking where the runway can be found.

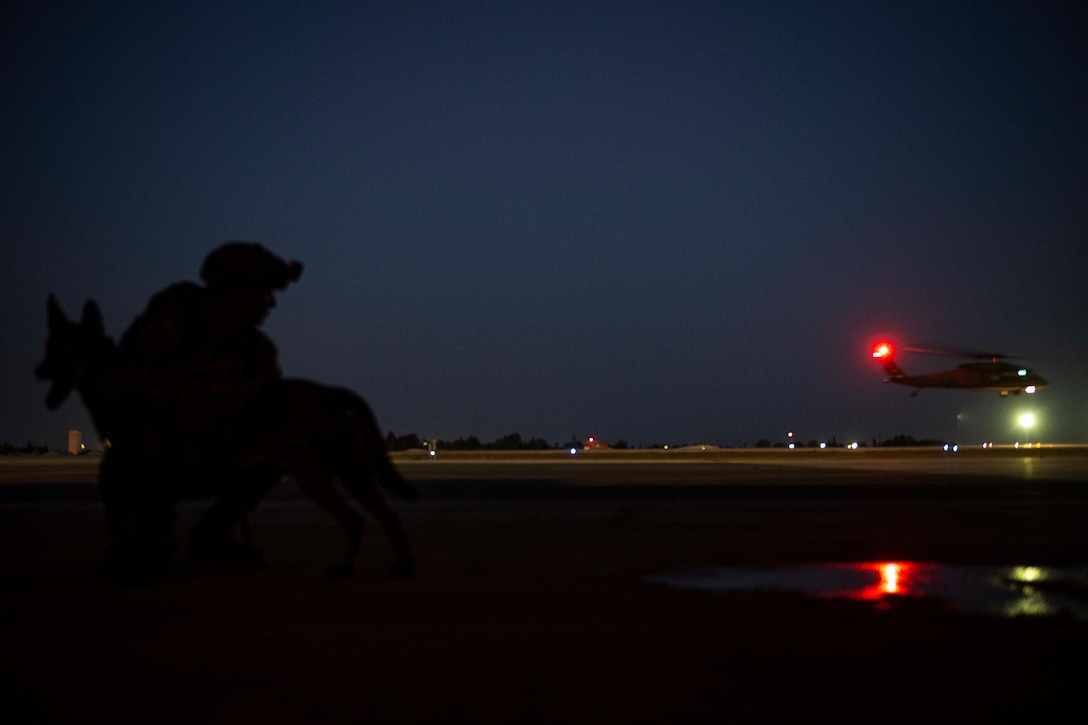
[2,448,1086,722]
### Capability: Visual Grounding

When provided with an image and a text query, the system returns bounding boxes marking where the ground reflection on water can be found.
[646,563,1088,620]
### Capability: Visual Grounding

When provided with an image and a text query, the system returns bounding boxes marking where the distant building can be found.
[67,430,83,455]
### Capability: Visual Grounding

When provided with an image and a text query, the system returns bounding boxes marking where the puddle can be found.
[646,563,1088,620]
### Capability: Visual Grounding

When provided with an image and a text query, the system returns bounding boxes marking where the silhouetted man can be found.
[102,242,301,583]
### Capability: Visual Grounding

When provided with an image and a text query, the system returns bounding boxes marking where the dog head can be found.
[35,296,110,409]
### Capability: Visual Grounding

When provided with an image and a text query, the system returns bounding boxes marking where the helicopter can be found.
[871,341,1047,397]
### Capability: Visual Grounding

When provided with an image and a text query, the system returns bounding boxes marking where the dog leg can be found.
[342,475,414,579]
[295,467,364,578]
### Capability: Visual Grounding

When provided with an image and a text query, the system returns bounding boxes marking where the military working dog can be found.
[36,296,415,581]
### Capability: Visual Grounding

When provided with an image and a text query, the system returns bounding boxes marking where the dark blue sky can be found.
[4,1,1087,450]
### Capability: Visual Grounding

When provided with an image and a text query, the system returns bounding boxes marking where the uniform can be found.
[101,243,302,582]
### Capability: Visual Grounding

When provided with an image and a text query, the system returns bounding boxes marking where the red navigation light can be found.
[872,342,893,359]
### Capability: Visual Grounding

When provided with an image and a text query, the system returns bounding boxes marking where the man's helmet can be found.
[200,242,303,291]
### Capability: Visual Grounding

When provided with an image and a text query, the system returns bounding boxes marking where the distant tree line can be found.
[755,437,839,448]
[385,432,563,452]
[746,433,947,449]
[385,432,641,452]
[385,432,948,452]
[0,442,50,455]
[876,434,945,447]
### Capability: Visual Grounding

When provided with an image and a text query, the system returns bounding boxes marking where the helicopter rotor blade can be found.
[902,345,1021,362]
[902,346,956,356]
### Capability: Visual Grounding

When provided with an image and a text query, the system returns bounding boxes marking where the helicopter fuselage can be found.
[880,359,1047,396]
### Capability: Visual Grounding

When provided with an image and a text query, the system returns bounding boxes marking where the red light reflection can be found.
[852,562,915,600]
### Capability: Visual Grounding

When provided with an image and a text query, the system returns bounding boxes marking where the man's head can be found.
[201,242,302,291]
[201,242,303,325]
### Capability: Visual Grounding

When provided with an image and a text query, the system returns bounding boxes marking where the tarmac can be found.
[2,447,1086,723]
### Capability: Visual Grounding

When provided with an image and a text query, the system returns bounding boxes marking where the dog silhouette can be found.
[36,296,414,580]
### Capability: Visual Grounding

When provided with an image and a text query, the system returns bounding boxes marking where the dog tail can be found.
[336,388,417,501]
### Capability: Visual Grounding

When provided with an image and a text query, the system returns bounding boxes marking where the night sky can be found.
[4,1,1087,451]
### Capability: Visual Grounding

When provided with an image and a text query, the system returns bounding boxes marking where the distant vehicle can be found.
[871,342,1047,397]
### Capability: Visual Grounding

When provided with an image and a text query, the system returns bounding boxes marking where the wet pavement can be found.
[2,449,1086,722]
[647,562,1088,620]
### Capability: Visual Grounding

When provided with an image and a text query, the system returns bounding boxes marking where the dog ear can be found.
[82,299,104,337]
[47,295,68,331]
